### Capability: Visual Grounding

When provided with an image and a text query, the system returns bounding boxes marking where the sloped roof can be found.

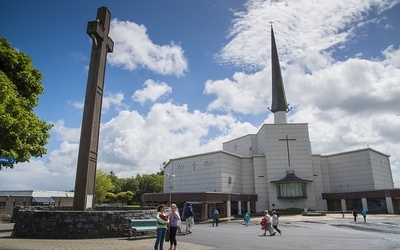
[32,197,55,203]
[271,170,313,183]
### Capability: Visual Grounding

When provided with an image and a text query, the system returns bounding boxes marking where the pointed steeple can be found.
[269,24,291,123]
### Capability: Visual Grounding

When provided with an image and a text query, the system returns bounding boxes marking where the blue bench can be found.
[130,218,157,238]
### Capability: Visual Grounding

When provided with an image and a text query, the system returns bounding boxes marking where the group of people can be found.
[352,208,368,222]
[154,202,195,250]
[260,210,282,236]
[154,202,287,249]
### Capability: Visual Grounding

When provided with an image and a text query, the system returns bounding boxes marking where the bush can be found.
[0,210,12,221]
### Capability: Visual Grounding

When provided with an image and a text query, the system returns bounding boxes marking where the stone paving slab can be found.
[0,222,212,250]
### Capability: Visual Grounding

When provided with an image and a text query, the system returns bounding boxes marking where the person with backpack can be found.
[244,213,250,227]
[184,202,194,233]
[211,209,220,227]
[260,210,272,236]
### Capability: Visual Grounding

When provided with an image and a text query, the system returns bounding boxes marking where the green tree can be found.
[95,169,115,203]
[104,192,117,203]
[108,171,123,193]
[131,174,163,202]
[116,191,134,204]
[0,38,52,166]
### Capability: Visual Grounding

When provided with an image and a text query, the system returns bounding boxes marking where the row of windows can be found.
[276,183,307,198]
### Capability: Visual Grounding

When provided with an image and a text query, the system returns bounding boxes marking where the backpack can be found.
[260,217,267,227]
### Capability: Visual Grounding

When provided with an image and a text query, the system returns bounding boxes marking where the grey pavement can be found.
[1,214,400,249]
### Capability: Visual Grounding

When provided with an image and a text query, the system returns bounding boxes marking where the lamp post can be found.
[166,173,175,206]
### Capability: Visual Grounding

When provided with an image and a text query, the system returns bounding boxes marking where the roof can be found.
[271,170,313,183]
[32,197,55,203]
[0,190,74,197]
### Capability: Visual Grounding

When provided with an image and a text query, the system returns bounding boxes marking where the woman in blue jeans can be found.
[155,204,169,250]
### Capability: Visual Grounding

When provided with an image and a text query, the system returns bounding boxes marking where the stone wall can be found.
[11,208,157,239]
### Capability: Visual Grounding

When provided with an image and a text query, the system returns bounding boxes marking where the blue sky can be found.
[1,0,399,190]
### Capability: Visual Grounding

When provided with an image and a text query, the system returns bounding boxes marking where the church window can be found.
[277,183,307,198]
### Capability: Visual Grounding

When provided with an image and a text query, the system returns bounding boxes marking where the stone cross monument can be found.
[73,7,114,210]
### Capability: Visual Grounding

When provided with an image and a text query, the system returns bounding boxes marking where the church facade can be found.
[142,27,399,218]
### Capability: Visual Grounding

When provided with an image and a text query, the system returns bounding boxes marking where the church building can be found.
[142,26,399,219]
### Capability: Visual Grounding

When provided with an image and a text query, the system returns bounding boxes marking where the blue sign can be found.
[0,156,16,165]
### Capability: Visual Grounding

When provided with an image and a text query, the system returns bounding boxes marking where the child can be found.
[244,213,250,227]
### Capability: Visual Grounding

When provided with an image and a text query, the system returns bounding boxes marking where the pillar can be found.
[238,201,242,215]
[361,198,368,211]
[226,200,231,218]
[385,197,394,214]
[247,201,251,214]
[341,199,347,212]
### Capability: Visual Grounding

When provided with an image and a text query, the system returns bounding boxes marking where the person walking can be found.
[211,209,220,227]
[168,204,180,250]
[352,209,358,222]
[244,213,250,227]
[271,210,281,235]
[184,202,194,234]
[261,210,273,236]
[361,209,367,223]
[154,204,169,250]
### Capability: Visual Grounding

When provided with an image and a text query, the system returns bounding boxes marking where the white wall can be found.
[369,150,394,189]
[165,152,223,193]
[325,150,375,192]
[223,134,258,157]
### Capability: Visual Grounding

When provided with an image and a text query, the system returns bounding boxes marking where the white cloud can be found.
[204,71,269,115]
[109,19,188,76]
[216,0,396,71]
[69,100,84,109]
[132,79,172,105]
[1,101,257,190]
[51,120,81,143]
[98,102,258,176]
[103,92,125,111]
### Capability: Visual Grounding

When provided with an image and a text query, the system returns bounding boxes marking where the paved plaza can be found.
[1,214,400,249]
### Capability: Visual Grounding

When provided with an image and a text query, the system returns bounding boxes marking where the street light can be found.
[166,173,175,206]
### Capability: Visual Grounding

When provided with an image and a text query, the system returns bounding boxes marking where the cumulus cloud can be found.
[109,19,188,76]
[69,91,125,111]
[204,71,269,115]
[216,0,396,71]
[103,92,126,111]
[132,79,172,105]
[51,120,81,143]
[98,102,258,175]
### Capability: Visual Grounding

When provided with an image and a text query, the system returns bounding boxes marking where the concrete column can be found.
[226,200,231,218]
[247,201,251,214]
[238,201,242,215]
[361,198,368,211]
[341,199,347,212]
[385,197,394,214]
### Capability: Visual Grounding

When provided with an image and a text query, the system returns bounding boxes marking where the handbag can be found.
[165,229,170,242]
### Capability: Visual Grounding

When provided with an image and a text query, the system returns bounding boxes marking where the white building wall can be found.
[311,155,326,210]
[369,151,394,189]
[256,125,268,156]
[262,124,317,210]
[241,158,255,194]
[223,134,258,157]
[165,152,223,193]
[220,154,243,193]
[318,156,332,193]
[325,150,375,193]
[253,156,268,212]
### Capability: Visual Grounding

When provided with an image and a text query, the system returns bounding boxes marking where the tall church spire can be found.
[269,24,291,124]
